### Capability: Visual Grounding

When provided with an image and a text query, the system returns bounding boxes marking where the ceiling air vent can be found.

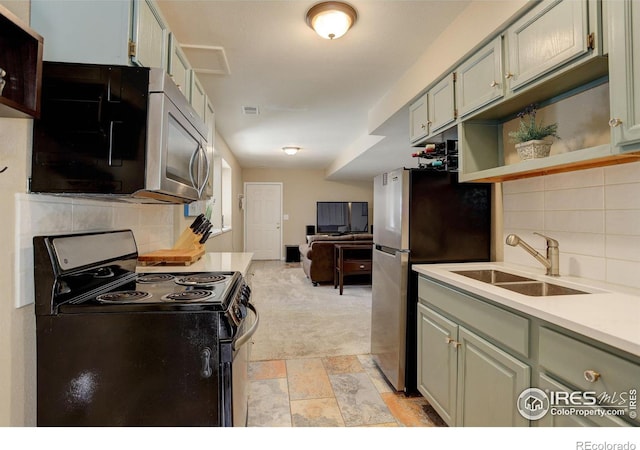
[242,106,260,116]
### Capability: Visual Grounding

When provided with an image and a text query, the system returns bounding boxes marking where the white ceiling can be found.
[156,0,471,181]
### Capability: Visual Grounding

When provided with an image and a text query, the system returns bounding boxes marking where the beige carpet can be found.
[247,260,372,361]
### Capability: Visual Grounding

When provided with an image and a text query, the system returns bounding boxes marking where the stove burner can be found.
[175,274,227,286]
[96,290,151,304]
[164,290,215,302]
[137,274,175,284]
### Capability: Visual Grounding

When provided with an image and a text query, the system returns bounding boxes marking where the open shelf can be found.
[0,5,43,118]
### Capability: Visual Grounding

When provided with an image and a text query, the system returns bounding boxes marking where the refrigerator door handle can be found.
[375,244,409,256]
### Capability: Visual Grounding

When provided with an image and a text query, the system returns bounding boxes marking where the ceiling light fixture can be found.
[306,1,358,40]
[282,146,300,155]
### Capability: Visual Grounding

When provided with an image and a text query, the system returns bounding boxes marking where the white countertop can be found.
[412,262,640,358]
[137,252,254,277]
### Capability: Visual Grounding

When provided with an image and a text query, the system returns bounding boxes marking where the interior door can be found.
[244,183,282,260]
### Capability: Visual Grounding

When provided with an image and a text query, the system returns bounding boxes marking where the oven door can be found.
[144,89,209,202]
[222,303,259,426]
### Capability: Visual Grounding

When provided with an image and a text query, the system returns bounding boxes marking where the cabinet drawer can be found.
[418,276,529,357]
[537,373,631,427]
[539,327,640,414]
[342,261,371,273]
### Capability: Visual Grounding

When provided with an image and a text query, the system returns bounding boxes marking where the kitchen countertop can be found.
[413,262,640,358]
[137,252,254,277]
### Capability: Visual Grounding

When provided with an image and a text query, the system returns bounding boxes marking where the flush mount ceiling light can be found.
[282,146,300,155]
[306,1,358,40]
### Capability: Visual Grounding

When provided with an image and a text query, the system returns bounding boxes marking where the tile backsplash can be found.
[502,161,640,290]
[15,193,176,308]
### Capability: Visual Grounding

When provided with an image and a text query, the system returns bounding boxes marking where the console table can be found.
[334,244,372,295]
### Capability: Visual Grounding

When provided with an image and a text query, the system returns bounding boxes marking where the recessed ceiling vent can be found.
[181,45,230,75]
[242,106,260,116]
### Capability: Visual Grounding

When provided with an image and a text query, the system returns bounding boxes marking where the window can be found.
[221,158,232,230]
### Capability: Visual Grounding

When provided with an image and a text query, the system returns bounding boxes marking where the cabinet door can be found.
[608,0,640,150]
[131,0,168,69]
[427,73,456,134]
[506,0,589,92]
[409,93,428,143]
[417,304,458,426]
[168,34,191,98]
[190,74,207,120]
[456,327,530,427]
[456,37,503,118]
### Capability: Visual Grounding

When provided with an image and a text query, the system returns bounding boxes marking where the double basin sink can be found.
[452,269,589,297]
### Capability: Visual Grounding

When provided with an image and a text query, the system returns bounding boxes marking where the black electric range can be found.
[33,229,258,427]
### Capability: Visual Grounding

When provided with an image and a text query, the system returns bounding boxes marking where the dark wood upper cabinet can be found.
[0,4,43,118]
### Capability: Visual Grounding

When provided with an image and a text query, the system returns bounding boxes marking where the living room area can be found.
[242,166,375,269]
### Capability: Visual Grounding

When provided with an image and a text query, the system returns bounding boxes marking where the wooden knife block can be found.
[138,226,205,266]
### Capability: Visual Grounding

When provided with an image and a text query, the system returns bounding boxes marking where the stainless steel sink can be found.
[452,269,590,296]
[453,269,535,284]
[495,281,588,296]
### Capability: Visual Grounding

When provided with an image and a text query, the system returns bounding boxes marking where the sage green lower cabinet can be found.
[456,327,530,426]
[538,373,630,427]
[417,304,458,425]
[417,302,530,427]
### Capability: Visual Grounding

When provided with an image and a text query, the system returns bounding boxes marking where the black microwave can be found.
[30,62,210,204]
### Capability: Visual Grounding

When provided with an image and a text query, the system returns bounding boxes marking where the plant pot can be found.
[515,139,552,160]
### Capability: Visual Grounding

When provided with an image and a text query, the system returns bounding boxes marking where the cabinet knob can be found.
[583,370,601,383]
[490,80,499,88]
[446,337,461,348]
[421,124,426,130]
[427,120,433,125]
[504,72,514,80]
[609,118,622,128]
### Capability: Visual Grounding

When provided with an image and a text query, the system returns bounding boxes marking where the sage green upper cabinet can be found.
[455,37,504,119]
[409,93,429,144]
[190,74,207,120]
[427,73,456,135]
[30,0,168,69]
[130,0,168,69]
[168,34,192,99]
[608,0,640,152]
[505,0,589,92]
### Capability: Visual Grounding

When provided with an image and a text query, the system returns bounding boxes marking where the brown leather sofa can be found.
[299,234,373,285]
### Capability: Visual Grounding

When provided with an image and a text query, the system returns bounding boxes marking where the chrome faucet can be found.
[505,232,560,276]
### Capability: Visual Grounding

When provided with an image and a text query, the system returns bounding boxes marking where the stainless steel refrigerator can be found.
[371,168,491,392]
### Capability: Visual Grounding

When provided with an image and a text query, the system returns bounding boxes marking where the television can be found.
[316,201,369,234]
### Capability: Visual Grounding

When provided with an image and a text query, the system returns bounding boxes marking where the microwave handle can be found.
[189,146,199,193]
[198,143,210,197]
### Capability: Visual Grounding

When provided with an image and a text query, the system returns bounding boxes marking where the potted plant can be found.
[508,104,559,160]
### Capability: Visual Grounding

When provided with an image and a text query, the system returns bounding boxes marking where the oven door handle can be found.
[232,303,259,352]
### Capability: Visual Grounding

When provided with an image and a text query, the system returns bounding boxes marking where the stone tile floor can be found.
[247,354,447,427]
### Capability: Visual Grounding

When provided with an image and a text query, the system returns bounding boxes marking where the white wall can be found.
[502,161,640,289]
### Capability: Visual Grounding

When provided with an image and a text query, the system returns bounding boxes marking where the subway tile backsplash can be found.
[14,193,176,308]
[502,161,640,290]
